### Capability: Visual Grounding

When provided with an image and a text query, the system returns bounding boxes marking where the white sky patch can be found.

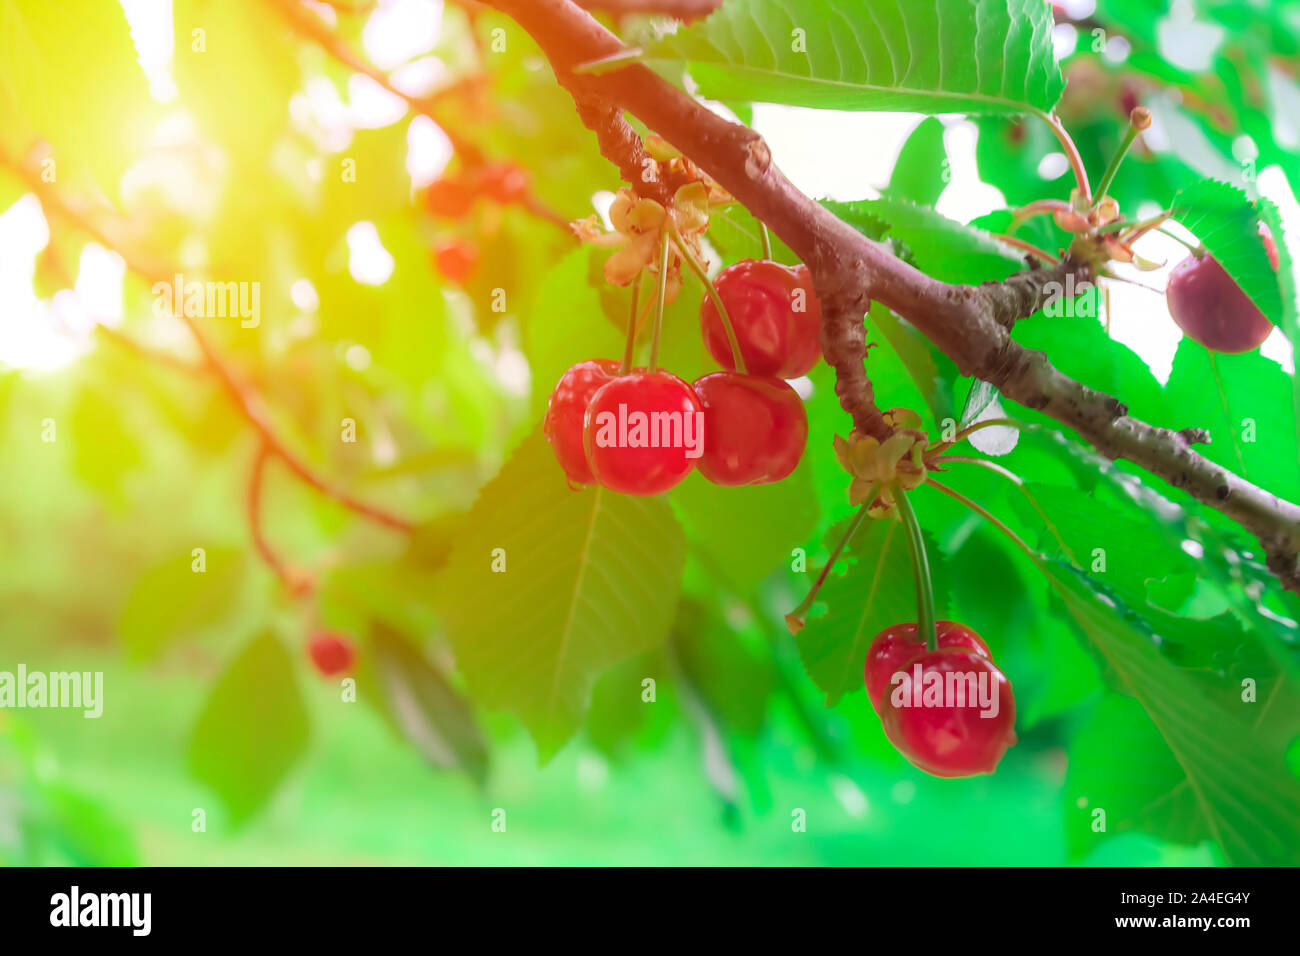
[937,121,1006,222]
[346,221,395,285]
[787,375,814,400]
[362,0,442,71]
[347,73,409,129]
[592,190,617,231]
[752,104,920,199]
[120,0,178,103]
[74,245,127,326]
[1052,24,1078,61]
[391,55,449,99]
[407,114,455,189]
[291,277,321,312]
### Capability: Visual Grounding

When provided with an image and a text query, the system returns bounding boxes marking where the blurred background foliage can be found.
[1,0,1299,865]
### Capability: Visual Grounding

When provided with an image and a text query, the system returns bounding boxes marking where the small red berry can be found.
[479,161,531,204]
[432,237,480,284]
[425,177,476,218]
[1167,250,1274,353]
[700,259,822,378]
[692,372,807,486]
[864,621,991,715]
[879,647,1017,777]
[544,359,620,486]
[308,632,356,677]
[583,371,703,496]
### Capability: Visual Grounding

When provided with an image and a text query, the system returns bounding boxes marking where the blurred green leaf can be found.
[0,0,154,194]
[188,631,310,825]
[1045,561,1300,865]
[118,547,248,662]
[886,118,949,208]
[368,623,489,787]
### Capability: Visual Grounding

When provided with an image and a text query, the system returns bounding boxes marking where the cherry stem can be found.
[933,455,1025,486]
[1154,227,1202,255]
[785,491,876,632]
[996,234,1060,265]
[1092,114,1147,210]
[1009,199,1072,233]
[1032,109,1091,202]
[759,220,773,260]
[671,228,747,374]
[648,232,671,372]
[924,478,1037,562]
[620,275,641,375]
[892,484,938,652]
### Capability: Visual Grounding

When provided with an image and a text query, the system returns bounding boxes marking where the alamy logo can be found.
[0,665,103,718]
[152,272,261,328]
[889,663,1002,718]
[50,886,151,936]
[590,403,705,459]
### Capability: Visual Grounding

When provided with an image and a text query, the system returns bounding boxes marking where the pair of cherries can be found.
[864,621,1017,777]
[544,259,821,495]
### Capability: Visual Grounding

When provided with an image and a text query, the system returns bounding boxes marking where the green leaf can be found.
[188,631,310,825]
[827,198,1025,284]
[433,429,687,759]
[0,0,155,194]
[1169,178,1286,324]
[645,0,1065,115]
[671,458,819,596]
[886,118,949,209]
[1044,561,1300,865]
[118,548,248,662]
[959,380,1000,429]
[797,512,951,705]
[368,623,489,787]
[1164,339,1300,503]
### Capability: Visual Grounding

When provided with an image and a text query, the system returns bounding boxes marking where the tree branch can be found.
[483,0,1300,594]
[576,0,721,20]
[0,147,415,535]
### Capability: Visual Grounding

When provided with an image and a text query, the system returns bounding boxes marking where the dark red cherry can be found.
[879,647,1017,777]
[544,359,620,486]
[700,259,822,378]
[864,621,991,715]
[583,371,703,496]
[692,372,807,486]
[1167,250,1274,353]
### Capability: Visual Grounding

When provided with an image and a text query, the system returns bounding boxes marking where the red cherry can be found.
[479,161,530,204]
[308,632,356,677]
[425,177,476,218]
[433,237,480,284]
[583,371,703,496]
[879,647,1017,777]
[864,621,991,715]
[700,259,822,378]
[1167,251,1274,353]
[544,359,620,486]
[692,372,807,486]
